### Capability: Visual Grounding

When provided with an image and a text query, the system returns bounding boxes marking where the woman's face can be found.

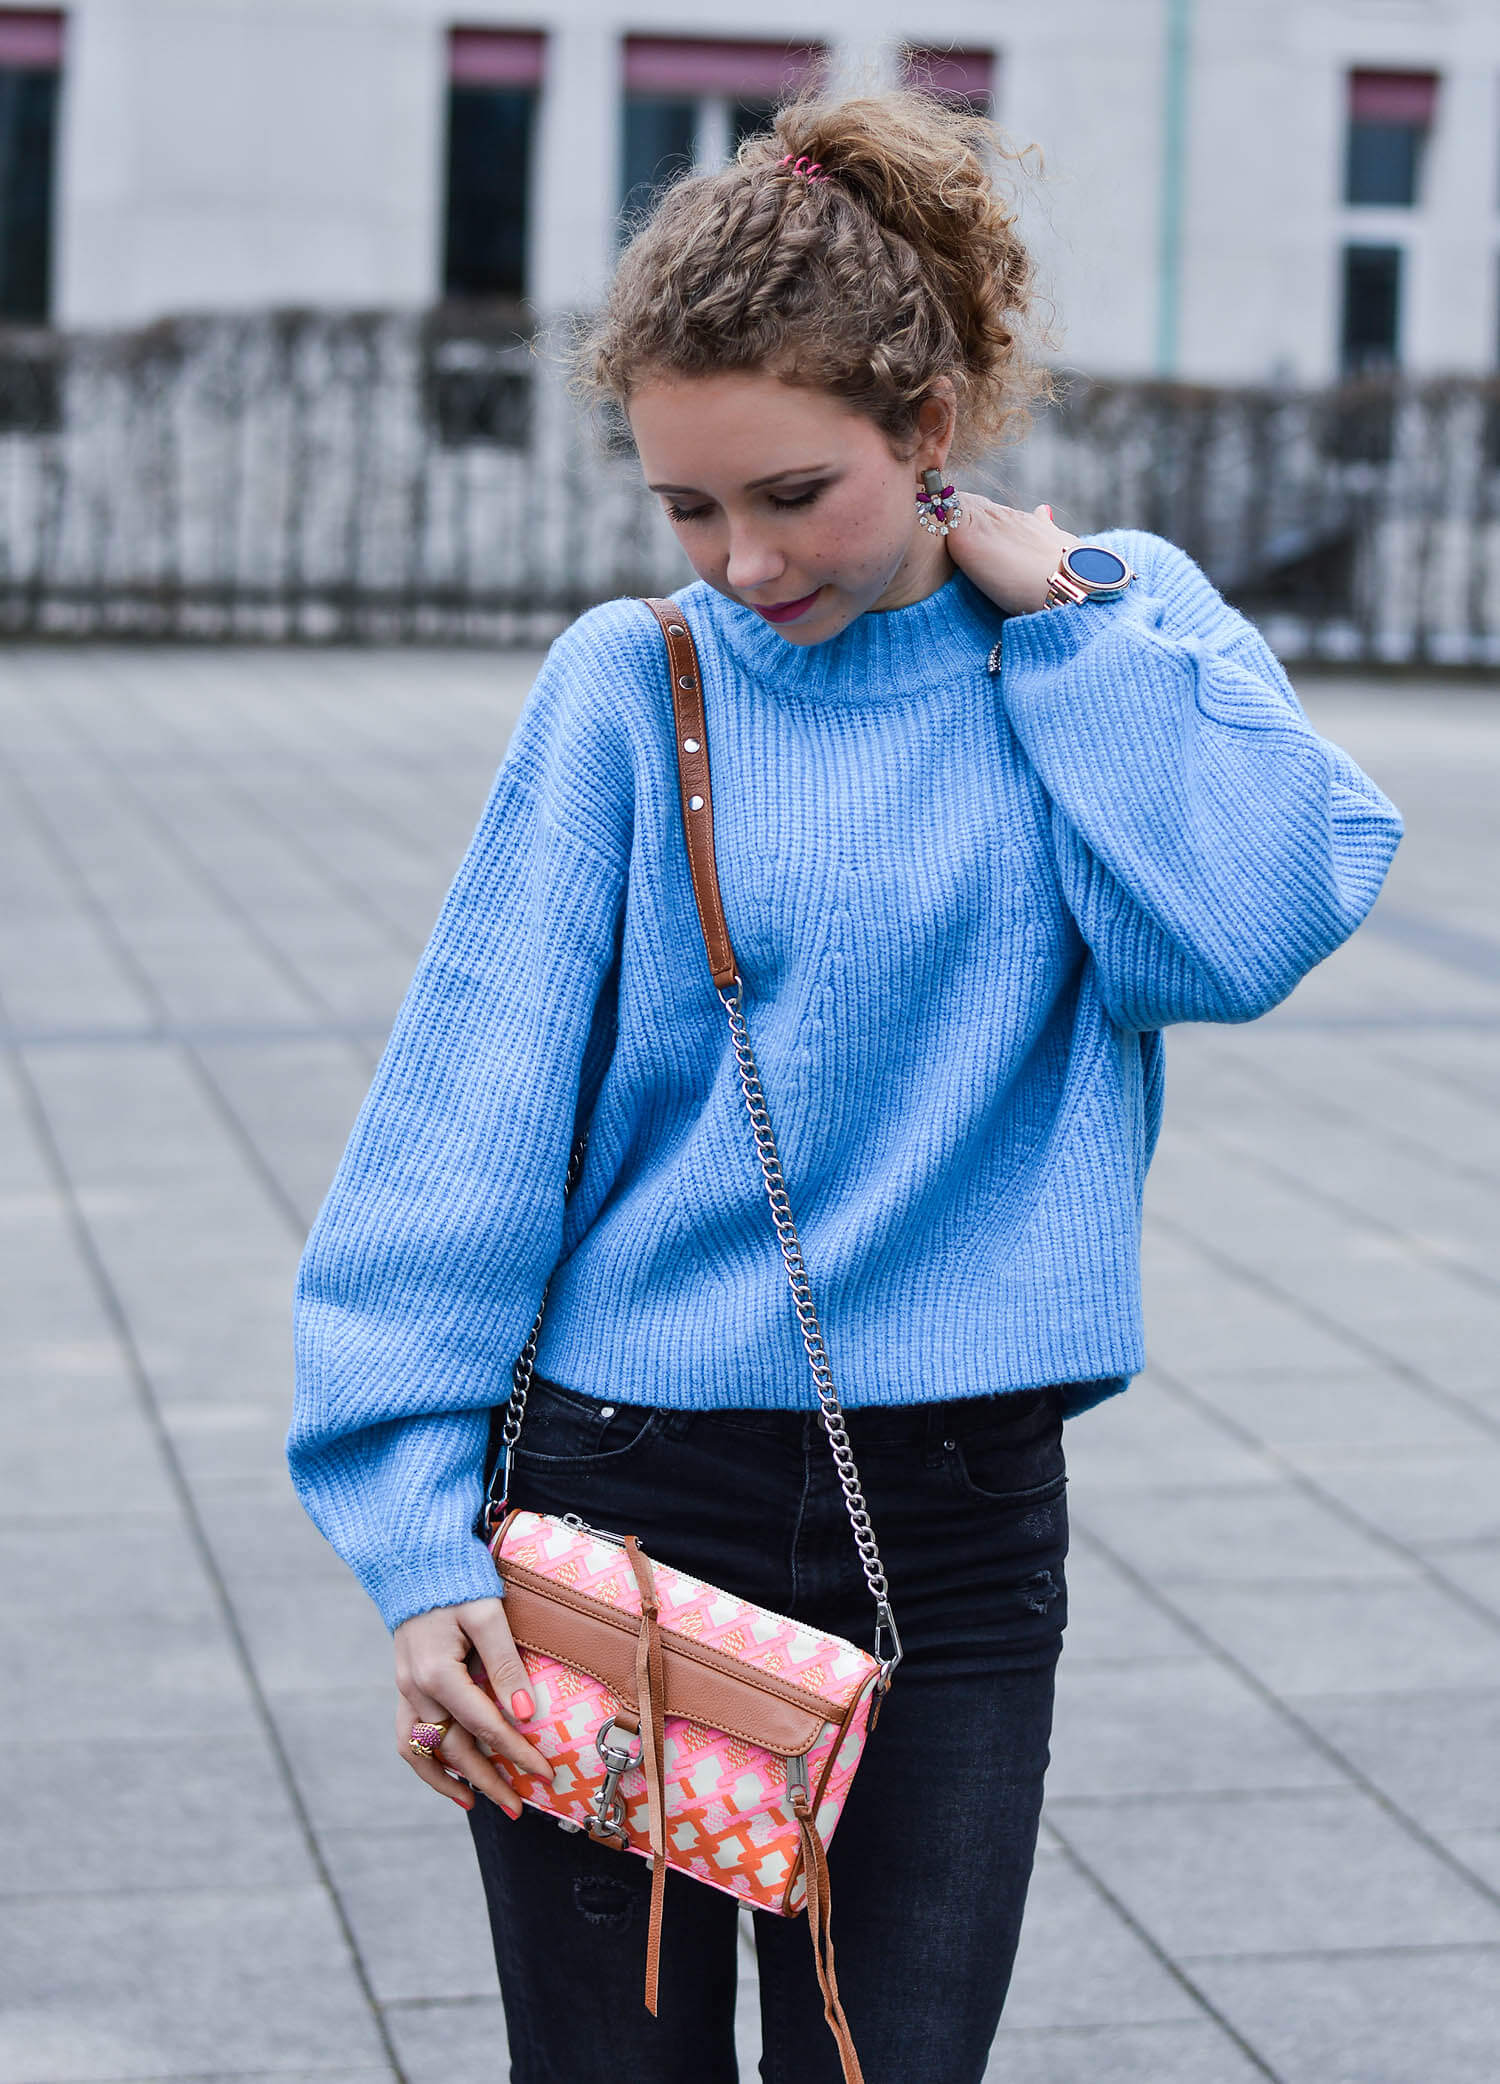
[628,369,954,645]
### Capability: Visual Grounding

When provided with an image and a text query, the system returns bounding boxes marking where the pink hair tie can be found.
[778,152,828,184]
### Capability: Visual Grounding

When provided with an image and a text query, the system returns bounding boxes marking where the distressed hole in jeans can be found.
[1017,1569,1060,1617]
[573,1872,637,1927]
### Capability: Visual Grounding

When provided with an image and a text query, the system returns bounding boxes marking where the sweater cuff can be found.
[1000,584,1166,679]
[362,1529,506,1633]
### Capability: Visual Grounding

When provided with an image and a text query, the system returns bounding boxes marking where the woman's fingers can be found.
[439,1722,525,1818]
[956,490,1010,524]
[948,494,1069,613]
[464,1598,541,1730]
[406,1661,552,1782]
[394,1599,554,1785]
[395,1693,478,1812]
[396,1685,527,1818]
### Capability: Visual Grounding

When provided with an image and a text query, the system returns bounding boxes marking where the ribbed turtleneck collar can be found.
[687,570,1008,708]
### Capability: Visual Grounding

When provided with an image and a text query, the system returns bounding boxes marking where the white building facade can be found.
[3,0,1499,383]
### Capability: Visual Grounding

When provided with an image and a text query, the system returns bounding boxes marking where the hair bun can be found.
[752,93,1041,421]
[580,86,1049,462]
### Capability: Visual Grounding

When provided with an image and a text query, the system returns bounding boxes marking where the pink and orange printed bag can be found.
[489,1508,881,1914]
[478,604,902,2084]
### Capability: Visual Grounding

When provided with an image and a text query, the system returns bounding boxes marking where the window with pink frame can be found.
[0,8,63,322]
[619,37,826,230]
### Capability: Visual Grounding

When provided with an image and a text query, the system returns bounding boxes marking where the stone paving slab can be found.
[1283,1690,1500,1837]
[381,1999,508,2084]
[1074,1468,1414,1585]
[0,1886,389,2082]
[1190,1949,1500,2084]
[0,1733,314,1896]
[1,651,1498,2083]
[987,2021,1273,2084]
[1042,1659,1347,1802]
[996,1841,1205,2032]
[1049,1787,1500,1956]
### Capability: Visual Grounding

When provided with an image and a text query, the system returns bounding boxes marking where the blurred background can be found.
[3,8,1500,2084]
[0,0,1498,656]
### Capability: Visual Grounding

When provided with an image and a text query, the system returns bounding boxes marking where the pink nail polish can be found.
[511,1689,533,1721]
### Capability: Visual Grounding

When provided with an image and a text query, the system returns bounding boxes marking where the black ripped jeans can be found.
[468,1377,1069,2084]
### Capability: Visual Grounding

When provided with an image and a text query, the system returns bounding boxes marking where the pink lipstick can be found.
[751,587,823,625]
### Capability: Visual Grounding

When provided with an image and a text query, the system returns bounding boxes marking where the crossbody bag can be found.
[479,599,902,2084]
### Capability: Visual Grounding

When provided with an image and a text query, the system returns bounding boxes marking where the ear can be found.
[910,380,958,474]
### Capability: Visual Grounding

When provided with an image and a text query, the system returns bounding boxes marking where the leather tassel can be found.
[624,1537,669,2016]
[793,1791,865,2084]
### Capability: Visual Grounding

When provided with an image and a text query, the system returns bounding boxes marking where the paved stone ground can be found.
[1,646,1497,2084]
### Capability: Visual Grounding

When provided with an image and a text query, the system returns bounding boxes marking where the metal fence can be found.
[1004,375,1500,669]
[1,305,1497,661]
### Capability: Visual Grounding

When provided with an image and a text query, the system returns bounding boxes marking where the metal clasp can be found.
[480,1433,515,1536]
[590,1718,643,1844]
[785,1750,810,1812]
[874,1601,903,1691]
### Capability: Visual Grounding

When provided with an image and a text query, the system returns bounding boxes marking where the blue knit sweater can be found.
[289,531,1401,1628]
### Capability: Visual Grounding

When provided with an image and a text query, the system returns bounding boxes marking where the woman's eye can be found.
[663,485,825,523]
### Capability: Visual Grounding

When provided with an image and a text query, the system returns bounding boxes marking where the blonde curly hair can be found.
[577,89,1051,463]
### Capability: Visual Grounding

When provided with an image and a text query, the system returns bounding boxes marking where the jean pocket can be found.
[509,1378,660,1466]
[949,1391,1066,1506]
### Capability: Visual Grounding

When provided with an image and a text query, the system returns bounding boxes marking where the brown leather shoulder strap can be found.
[643,597,738,992]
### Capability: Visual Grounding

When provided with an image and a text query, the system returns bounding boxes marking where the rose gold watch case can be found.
[1045,544,1135,608]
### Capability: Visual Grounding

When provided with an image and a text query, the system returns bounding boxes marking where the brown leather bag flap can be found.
[500,1571,830,1756]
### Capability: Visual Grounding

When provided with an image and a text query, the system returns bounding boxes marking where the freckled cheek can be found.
[811,506,908,586]
[808,495,904,571]
[674,532,729,587]
[675,494,907,595]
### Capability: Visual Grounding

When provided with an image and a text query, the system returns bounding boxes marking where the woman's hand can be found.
[946,496,1080,616]
[394,1596,553,1817]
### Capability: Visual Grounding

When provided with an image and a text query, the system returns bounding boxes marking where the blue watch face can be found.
[1067,545,1129,587]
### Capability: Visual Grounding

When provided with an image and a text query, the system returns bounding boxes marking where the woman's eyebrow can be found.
[647,464,835,495]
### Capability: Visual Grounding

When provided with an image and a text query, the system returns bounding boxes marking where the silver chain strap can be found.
[488,991,902,1682]
[717,982,900,1675]
[490,1136,585,1513]
[499,1305,544,1469]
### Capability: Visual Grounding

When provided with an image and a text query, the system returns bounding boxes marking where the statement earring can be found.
[915,468,963,536]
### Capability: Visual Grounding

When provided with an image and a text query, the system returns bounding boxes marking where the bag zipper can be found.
[561,1511,631,1549]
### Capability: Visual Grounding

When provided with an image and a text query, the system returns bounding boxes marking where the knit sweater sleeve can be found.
[287,609,634,1629]
[998,531,1402,1029]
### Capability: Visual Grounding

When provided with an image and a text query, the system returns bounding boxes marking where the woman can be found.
[288,91,1401,2084]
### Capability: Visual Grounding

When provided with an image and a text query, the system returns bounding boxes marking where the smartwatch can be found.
[1045,543,1134,608]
